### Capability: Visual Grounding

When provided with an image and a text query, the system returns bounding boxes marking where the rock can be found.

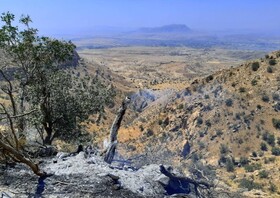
[156,174,170,186]
[56,152,69,159]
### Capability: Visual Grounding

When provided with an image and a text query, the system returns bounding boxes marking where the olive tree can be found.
[0,12,114,175]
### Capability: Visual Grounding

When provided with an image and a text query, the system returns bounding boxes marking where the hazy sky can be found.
[1,0,280,36]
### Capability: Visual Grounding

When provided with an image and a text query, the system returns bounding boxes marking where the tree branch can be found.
[103,97,130,164]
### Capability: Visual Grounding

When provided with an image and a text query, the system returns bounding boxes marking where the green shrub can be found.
[240,156,249,166]
[225,98,233,107]
[251,62,260,71]
[272,118,280,129]
[199,131,204,137]
[267,134,275,146]
[271,147,280,156]
[259,170,269,179]
[262,95,270,102]
[238,178,262,190]
[239,87,246,93]
[262,131,269,141]
[220,144,229,155]
[196,116,203,125]
[244,163,262,172]
[204,94,210,99]
[251,79,258,86]
[269,182,278,193]
[267,66,273,73]
[260,142,268,151]
[269,59,277,65]
[198,141,206,150]
[216,130,223,137]
[226,159,235,172]
[252,151,258,157]
[205,120,211,127]
[177,104,184,109]
[272,93,280,101]
[146,129,154,137]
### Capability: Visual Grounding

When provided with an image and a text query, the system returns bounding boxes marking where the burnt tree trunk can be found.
[159,165,213,197]
[0,139,46,176]
[104,97,130,164]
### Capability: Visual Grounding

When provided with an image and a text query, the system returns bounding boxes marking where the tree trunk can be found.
[0,139,45,176]
[103,97,130,164]
[43,125,53,145]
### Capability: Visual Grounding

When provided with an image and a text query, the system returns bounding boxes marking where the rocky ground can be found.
[0,150,248,198]
[0,151,193,198]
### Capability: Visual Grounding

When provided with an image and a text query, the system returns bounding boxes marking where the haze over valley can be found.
[1,1,280,197]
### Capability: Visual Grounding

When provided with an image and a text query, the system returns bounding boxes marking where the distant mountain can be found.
[138,24,192,33]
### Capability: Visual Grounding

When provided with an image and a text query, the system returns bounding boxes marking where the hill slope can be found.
[117,51,280,197]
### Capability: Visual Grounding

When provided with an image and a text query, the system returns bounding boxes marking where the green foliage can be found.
[238,178,262,190]
[272,118,280,129]
[0,12,115,145]
[251,79,258,86]
[251,62,260,71]
[259,170,269,179]
[267,66,273,73]
[198,141,205,150]
[220,144,229,155]
[216,130,223,137]
[272,93,280,101]
[267,134,275,146]
[271,147,280,156]
[177,103,184,109]
[225,98,233,107]
[269,59,277,65]
[269,182,278,193]
[260,142,268,151]
[252,151,258,157]
[244,163,262,172]
[146,129,154,137]
[264,157,276,164]
[240,156,249,166]
[262,94,270,102]
[226,159,234,172]
[239,87,246,93]
[196,116,203,125]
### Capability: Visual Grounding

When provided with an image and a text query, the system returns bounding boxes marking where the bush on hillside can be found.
[262,94,270,102]
[244,163,262,172]
[225,98,233,107]
[220,144,229,155]
[226,159,235,172]
[238,178,262,190]
[259,170,269,179]
[260,142,268,151]
[267,66,273,73]
[271,147,280,156]
[251,62,260,71]
[239,87,246,93]
[269,59,277,65]
[272,118,280,129]
[251,79,258,86]
[240,156,249,166]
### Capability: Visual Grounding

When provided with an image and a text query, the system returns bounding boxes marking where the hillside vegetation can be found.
[113,51,280,196]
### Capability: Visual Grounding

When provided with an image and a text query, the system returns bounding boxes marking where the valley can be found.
[74,40,280,197]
